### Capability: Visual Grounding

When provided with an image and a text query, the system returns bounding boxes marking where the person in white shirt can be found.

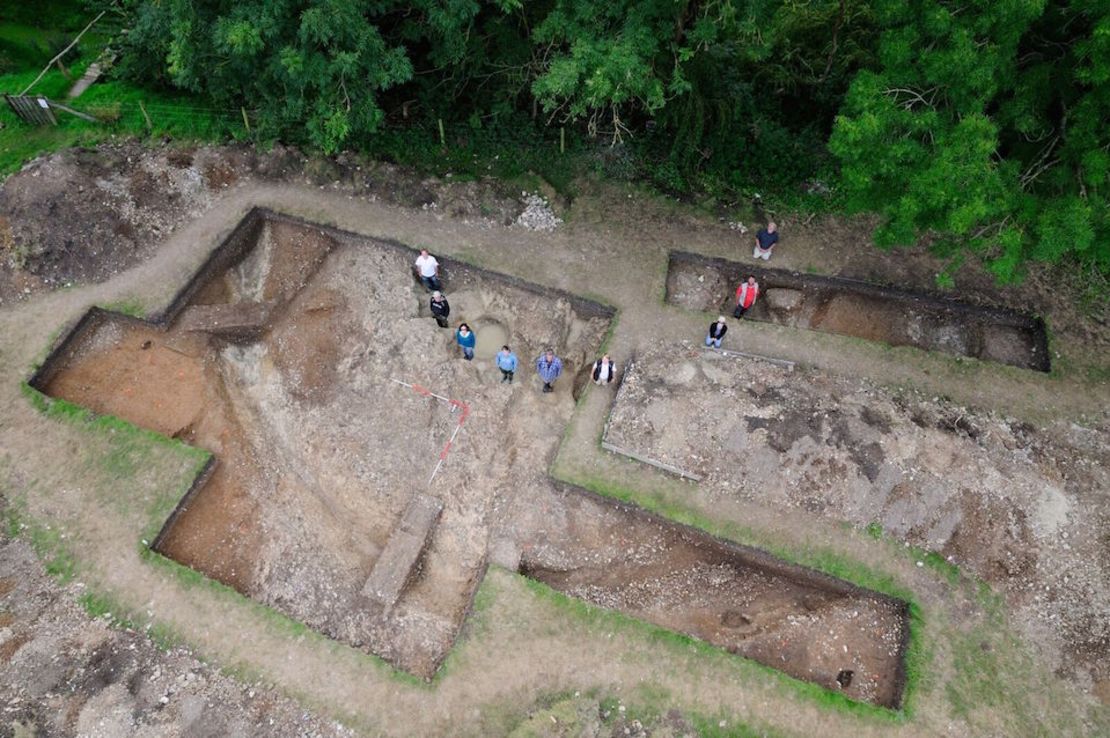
[414,249,441,291]
[591,354,616,385]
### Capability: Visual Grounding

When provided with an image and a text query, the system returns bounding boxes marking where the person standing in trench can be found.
[455,323,476,360]
[733,276,759,318]
[591,354,616,385]
[430,291,450,328]
[497,345,518,383]
[414,249,442,291]
[536,348,563,393]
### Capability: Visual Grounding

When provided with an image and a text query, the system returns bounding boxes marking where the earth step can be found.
[176,301,275,340]
[361,494,444,613]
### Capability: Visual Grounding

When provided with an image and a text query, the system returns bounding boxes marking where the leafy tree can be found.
[119,0,488,152]
[829,0,1109,283]
[110,0,1107,287]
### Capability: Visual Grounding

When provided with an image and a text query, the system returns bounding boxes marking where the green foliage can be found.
[0,0,90,32]
[830,0,1110,284]
[7,1,1107,288]
[118,0,505,153]
[0,51,249,177]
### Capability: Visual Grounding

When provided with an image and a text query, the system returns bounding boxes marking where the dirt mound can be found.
[0,531,352,737]
[0,142,525,311]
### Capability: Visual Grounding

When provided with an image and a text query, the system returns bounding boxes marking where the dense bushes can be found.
[111,0,1108,285]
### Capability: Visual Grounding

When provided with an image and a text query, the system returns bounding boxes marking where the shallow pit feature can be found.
[666,251,1050,371]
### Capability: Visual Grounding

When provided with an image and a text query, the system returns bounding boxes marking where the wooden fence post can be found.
[560,126,565,154]
[438,118,445,147]
[138,100,152,131]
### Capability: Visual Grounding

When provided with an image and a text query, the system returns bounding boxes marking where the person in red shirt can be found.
[733,276,759,318]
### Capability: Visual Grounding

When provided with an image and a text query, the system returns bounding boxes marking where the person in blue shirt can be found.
[536,348,563,393]
[496,345,518,383]
[455,323,476,360]
[753,221,778,260]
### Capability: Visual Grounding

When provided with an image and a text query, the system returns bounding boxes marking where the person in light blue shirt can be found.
[455,323,476,360]
[496,345,518,383]
[536,348,563,393]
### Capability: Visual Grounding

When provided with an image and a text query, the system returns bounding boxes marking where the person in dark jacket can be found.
[705,316,728,349]
[430,291,450,328]
[591,354,615,384]
[753,222,778,260]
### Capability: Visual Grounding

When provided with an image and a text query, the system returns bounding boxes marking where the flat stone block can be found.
[361,494,443,611]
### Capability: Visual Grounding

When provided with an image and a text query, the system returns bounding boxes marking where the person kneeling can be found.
[705,316,727,349]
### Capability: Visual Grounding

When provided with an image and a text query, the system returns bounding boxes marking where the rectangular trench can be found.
[666,251,1050,371]
[518,483,912,710]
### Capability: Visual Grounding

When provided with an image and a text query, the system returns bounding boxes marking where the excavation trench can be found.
[28,209,909,707]
[666,251,1050,371]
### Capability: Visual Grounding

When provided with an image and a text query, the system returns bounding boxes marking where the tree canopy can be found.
[115,0,1108,284]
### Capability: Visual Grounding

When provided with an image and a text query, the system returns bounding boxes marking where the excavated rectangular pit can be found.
[666,251,1050,371]
[28,210,910,708]
[518,483,911,709]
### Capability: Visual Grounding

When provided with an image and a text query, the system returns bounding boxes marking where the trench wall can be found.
[666,251,1050,372]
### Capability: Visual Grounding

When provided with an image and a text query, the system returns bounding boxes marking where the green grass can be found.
[500,686,791,737]
[18,340,432,692]
[101,297,147,318]
[2,492,78,583]
[0,51,247,177]
[21,381,206,459]
[551,470,929,718]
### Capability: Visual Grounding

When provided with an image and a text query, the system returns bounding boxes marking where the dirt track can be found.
[1,142,1108,736]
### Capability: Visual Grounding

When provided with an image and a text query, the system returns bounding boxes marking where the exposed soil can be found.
[604,345,1110,690]
[1,138,1108,737]
[0,141,525,308]
[519,486,909,708]
[36,213,612,678]
[0,529,354,738]
[666,253,1049,371]
[32,210,911,707]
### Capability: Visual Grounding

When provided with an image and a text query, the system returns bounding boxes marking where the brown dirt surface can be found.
[604,344,1110,690]
[666,256,1048,371]
[0,142,525,309]
[520,487,909,708]
[1,139,1108,737]
[0,525,354,738]
[38,213,612,679]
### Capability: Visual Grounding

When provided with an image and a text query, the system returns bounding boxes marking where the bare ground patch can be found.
[604,345,1110,692]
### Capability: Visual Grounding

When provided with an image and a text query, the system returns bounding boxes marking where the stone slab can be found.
[361,494,443,611]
